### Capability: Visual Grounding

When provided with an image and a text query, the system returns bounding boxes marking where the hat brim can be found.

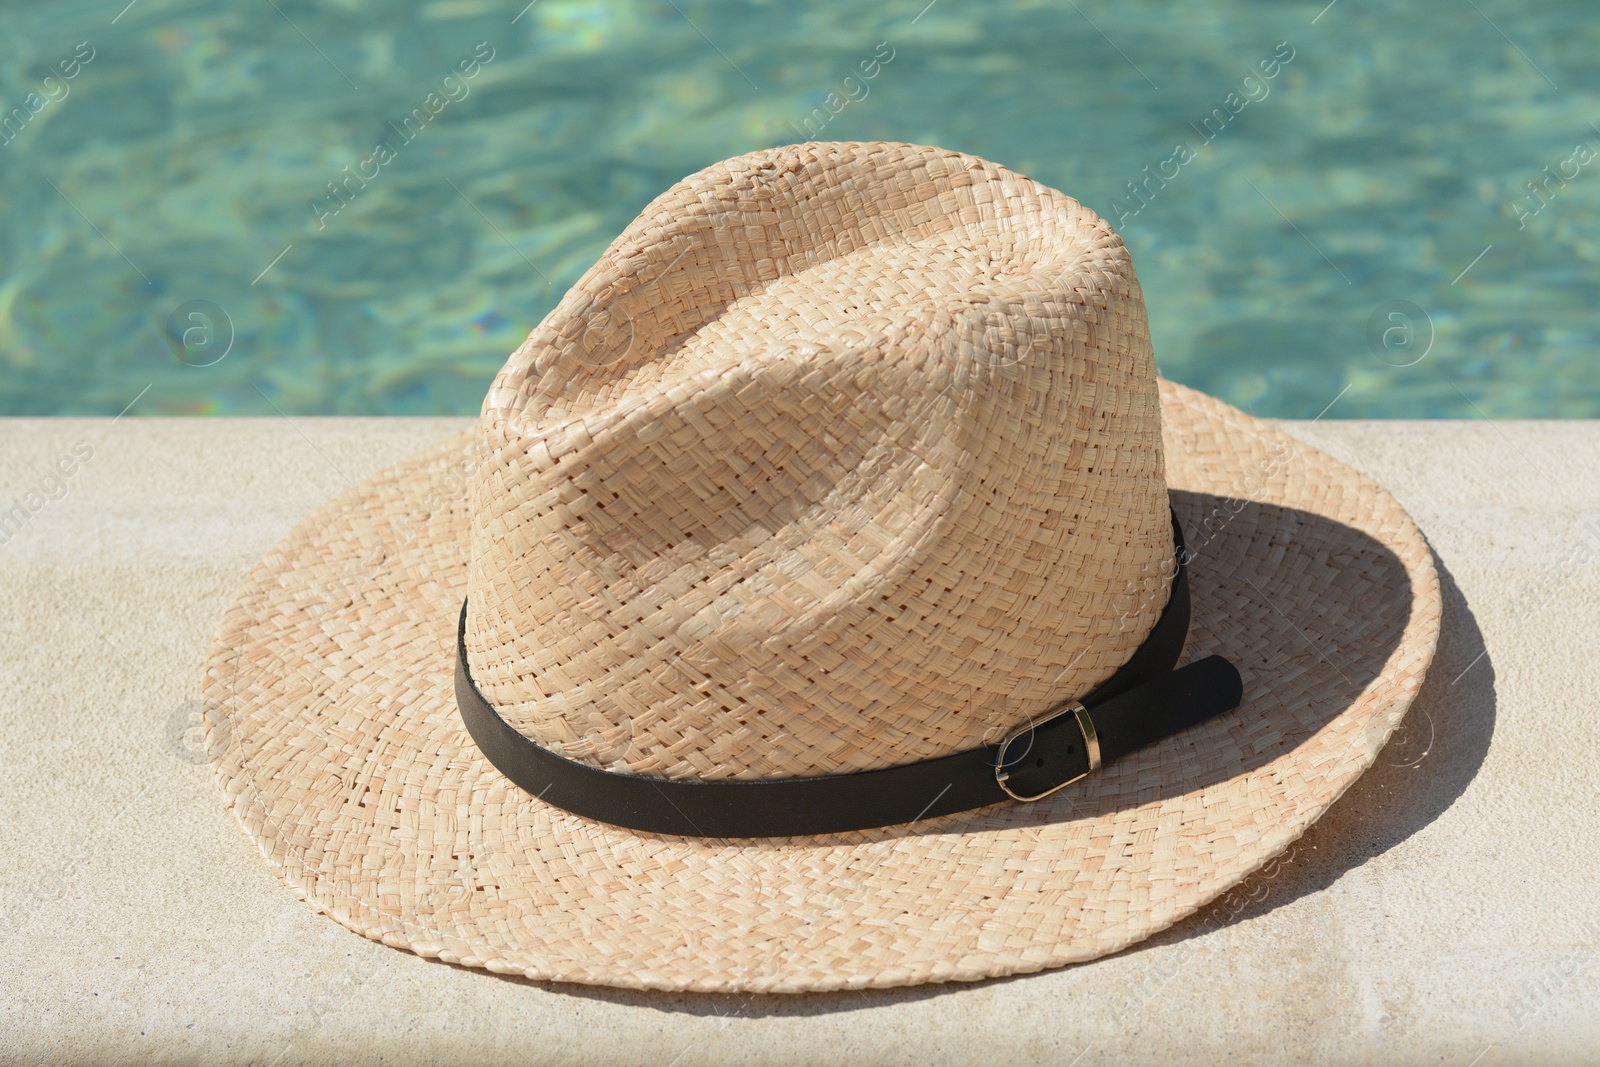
[202,380,1439,993]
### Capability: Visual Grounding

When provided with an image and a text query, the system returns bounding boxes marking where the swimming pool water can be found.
[2,0,1597,417]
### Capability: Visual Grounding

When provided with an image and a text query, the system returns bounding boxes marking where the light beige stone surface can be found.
[1,416,1596,1066]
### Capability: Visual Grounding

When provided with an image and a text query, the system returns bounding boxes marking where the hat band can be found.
[454,509,1243,837]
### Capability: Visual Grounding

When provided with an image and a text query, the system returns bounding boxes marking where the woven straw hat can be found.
[202,141,1440,993]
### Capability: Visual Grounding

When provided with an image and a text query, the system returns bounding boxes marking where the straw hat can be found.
[202,141,1440,993]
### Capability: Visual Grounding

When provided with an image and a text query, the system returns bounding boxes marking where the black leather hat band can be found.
[455,509,1243,837]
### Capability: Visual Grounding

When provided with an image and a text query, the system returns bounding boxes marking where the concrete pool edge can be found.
[1,417,1597,1065]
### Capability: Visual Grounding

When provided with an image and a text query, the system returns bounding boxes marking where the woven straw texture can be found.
[465,141,1170,780]
[201,381,1439,993]
[200,143,1440,993]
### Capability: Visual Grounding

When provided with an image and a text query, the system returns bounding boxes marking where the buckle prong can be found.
[994,701,1102,802]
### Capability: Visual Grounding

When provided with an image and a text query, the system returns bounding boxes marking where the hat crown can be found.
[463,141,1172,781]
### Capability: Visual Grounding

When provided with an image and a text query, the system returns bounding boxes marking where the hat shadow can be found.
[1129,546,1494,949]
[876,490,1455,832]
[458,502,1493,1016]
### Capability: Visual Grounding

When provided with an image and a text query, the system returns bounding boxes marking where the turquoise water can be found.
[2,0,1598,417]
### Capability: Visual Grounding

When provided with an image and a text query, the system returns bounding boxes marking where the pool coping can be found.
[1,416,1597,1065]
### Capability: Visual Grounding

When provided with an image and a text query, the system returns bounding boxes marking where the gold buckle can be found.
[994,701,1102,802]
